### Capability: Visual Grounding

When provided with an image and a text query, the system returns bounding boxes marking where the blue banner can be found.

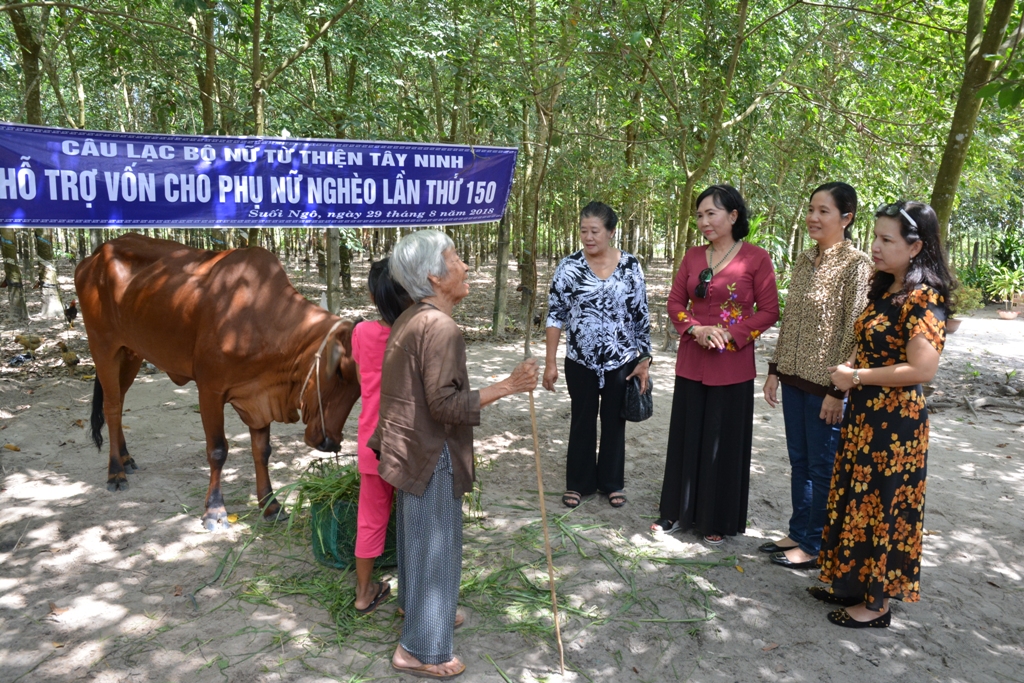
[0,123,518,228]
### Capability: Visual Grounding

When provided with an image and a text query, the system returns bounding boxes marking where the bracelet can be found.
[685,325,696,336]
[636,353,653,365]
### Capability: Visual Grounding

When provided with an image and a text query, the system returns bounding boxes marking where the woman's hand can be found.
[542,363,559,392]
[828,362,856,392]
[762,374,779,408]
[507,358,540,394]
[820,394,844,425]
[625,357,652,395]
[693,325,730,350]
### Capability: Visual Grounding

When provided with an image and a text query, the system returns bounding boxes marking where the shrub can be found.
[955,285,984,314]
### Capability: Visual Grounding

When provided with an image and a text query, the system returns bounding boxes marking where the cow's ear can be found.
[327,340,344,372]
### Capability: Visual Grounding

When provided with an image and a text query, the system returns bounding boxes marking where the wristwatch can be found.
[852,369,861,386]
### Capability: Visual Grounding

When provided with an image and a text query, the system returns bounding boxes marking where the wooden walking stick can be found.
[522,286,565,674]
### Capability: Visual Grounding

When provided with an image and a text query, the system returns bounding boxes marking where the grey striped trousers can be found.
[396,443,462,665]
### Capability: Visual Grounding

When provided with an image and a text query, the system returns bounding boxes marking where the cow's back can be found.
[75,235,327,411]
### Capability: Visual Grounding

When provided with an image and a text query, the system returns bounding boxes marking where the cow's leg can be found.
[96,349,132,492]
[250,426,288,523]
[198,391,230,532]
[116,352,144,473]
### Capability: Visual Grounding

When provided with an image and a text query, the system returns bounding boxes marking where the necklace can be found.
[708,240,740,273]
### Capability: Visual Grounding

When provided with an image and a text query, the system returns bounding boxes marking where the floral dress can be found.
[818,285,946,608]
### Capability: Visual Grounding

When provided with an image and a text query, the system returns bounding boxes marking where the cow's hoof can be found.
[125,457,139,472]
[261,509,290,525]
[106,476,129,492]
[202,513,230,532]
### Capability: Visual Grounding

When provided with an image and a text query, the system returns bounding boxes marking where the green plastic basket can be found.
[310,498,398,570]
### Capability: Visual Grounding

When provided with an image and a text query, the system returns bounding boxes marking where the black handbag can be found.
[621,374,653,422]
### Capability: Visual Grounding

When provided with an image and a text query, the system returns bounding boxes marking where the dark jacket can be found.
[368,302,481,497]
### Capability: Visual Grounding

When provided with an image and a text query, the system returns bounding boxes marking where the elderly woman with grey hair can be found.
[368,229,538,680]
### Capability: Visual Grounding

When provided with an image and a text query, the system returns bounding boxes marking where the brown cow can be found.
[75,234,360,531]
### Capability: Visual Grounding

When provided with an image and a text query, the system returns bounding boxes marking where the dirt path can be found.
[2,280,1022,682]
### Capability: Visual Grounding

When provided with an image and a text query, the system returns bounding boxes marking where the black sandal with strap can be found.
[562,491,582,508]
[608,491,627,508]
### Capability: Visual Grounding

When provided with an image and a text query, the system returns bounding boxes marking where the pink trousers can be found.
[355,472,395,558]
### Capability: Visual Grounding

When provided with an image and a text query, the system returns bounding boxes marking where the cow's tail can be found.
[90,378,105,449]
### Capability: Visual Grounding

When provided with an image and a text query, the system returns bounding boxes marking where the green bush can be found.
[955,285,984,314]
[988,265,1024,311]
[995,227,1024,271]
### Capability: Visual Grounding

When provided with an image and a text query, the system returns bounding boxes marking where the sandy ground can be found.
[2,266,1023,683]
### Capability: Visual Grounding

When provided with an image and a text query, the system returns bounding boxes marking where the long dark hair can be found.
[696,184,750,240]
[868,201,956,316]
[810,182,857,240]
[368,258,413,325]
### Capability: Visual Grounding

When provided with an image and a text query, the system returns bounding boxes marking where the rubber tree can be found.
[5,4,50,126]
[1,228,29,319]
[325,228,340,313]
[930,0,1018,242]
[34,228,64,318]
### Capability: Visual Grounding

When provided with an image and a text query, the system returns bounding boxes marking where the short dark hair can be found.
[868,201,956,316]
[580,201,618,232]
[695,184,749,240]
[810,182,857,240]
[368,257,413,325]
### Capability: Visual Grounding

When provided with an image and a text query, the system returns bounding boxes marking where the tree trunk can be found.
[61,9,85,128]
[325,228,340,312]
[33,228,63,318]
[200,4,217,134]
[492,215,511,336]
[251,0,264,135]
[7,6,50,126]
[930,0,1016,241]
[339,235,352,293]
[1,228,28,319]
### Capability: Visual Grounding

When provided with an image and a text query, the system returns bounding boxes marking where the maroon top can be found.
[668,242,780,385]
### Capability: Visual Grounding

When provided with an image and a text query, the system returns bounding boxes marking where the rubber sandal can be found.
[608,491,627,508]
[355,581,391,614]
[391,658,466,679]
[651,519,680,534]
[562,491,582,508]
[703,534,724,546]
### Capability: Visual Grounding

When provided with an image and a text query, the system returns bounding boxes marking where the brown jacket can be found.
[368,302,481,497]
[769,240,872,397]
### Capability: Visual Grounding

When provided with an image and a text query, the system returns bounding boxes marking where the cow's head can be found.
[301,320,361,452]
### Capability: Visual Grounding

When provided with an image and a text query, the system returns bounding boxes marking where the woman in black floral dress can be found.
[816,201,955,629]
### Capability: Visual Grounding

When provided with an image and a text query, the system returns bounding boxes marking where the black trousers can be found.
[658,376,754,536]
[564,358,630,495]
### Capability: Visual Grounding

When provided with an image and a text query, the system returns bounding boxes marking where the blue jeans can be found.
[781,383,842,555]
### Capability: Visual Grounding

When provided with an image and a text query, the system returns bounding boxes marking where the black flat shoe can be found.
[769,551,818,569]
[758,540,799,554]
[827,607,891,629]
[806,586,860,607]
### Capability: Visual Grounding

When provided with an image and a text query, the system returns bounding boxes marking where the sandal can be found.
[608,491,627,508]
[703,534,725,546]
[562,491,582,508]
[392,657,466,679]
[650,519,680,535]
[355,581,391,614]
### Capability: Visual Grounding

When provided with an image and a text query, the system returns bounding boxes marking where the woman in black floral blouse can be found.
[815,201,955,629]
[543,201,652,509]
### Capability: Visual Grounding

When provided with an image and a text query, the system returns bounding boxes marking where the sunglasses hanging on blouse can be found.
[695,240,739,298]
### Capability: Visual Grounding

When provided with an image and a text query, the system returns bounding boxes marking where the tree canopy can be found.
[2,0,1022,282]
